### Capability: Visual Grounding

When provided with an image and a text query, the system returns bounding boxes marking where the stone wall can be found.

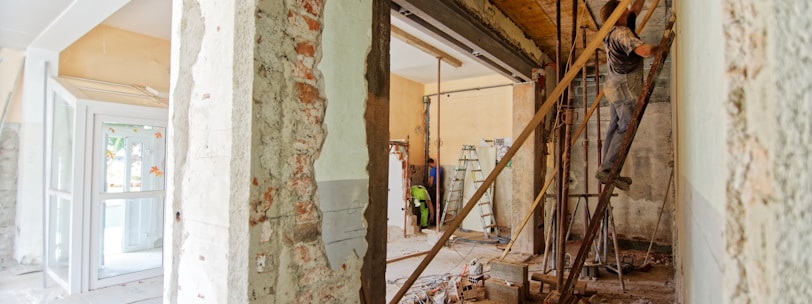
[0,124,19,268]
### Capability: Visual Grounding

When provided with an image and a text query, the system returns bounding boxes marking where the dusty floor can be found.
[0,263,161,304]
[386,226,676,304]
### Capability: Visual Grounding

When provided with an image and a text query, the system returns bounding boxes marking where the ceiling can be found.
[0,0,74,50]
[391,18,504,84]
[0,0,669,84]
[491,0,599,64]
[0,0,498,84]
[490,0,670,64]
[102,0,172,40]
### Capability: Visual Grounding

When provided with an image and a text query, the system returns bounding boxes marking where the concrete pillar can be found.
[511,82,542,254]
[167,0,387,302]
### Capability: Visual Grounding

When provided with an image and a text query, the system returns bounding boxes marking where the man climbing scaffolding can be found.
[596,0,664,191]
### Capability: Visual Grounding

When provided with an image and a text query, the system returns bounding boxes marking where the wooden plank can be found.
[386,251,430,264]
[391,25,463,67]
[387,2,633,303]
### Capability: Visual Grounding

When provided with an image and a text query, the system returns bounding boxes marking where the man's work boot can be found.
[595,171,631,191]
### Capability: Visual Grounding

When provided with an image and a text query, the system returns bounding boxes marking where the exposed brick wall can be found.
[248,0,361,302]
[0,124,19,268]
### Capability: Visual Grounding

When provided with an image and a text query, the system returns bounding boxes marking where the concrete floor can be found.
[385,226,676,303]
[0,264,162,304]
[2,227,674,304]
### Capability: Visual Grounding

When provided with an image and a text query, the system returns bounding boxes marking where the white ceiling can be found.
[0,0,74,50]
[0,0,500,84]
[102,0,172,40]
[390,18,502,84]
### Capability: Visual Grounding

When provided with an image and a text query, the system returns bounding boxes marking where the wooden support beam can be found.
[391,0,540,81]
[391,25,463,67]
[388,2,633,303]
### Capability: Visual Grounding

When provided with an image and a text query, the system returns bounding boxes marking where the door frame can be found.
[87,112,166,290]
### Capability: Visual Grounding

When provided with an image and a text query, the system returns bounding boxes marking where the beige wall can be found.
[424,74,515,228]
[390,73,426,183]
[424,74,514,165]
[60,24,170,92]
[673,1,726,303]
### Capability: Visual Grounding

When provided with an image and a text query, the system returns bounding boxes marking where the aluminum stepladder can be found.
[440,145,499,238]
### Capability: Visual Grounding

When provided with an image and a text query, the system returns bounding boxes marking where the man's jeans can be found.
[600,99,635,173]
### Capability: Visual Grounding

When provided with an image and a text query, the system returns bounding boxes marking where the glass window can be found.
[50,95,74,192]
[98,197,164,279]
[48,195,71,282]
[102,123,166,193]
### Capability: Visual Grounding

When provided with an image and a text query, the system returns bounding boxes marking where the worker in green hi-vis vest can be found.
[410,185,434,229]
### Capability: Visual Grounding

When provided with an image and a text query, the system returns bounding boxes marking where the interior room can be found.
[0,0,810,303]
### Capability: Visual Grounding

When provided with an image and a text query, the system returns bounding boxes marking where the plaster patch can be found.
[255,253,266,272]
[260,221,273,242]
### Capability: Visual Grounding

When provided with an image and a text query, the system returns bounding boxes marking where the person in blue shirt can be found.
[427,158,444,225]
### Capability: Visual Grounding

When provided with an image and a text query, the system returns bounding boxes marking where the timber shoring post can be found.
[554,0,564,291]
[581,25,590,240]
[435,57,441,232]
[594,44,605,264]
[559,15,676,304]
[387,2,634,302]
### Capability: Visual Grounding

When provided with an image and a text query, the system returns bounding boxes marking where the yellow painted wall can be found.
[390,74,426,160]
[59,24,170,92]
[424,74,515,229]
[390,73,427,184]
[424,74,513,169]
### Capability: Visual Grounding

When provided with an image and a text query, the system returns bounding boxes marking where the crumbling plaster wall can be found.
[167,0,369,302]
[674,0,812,303]
[721,0,812,303]
[0,124,19,267]
[0,49,23,267]
[767,2,812,301]
[315,0,371,272]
